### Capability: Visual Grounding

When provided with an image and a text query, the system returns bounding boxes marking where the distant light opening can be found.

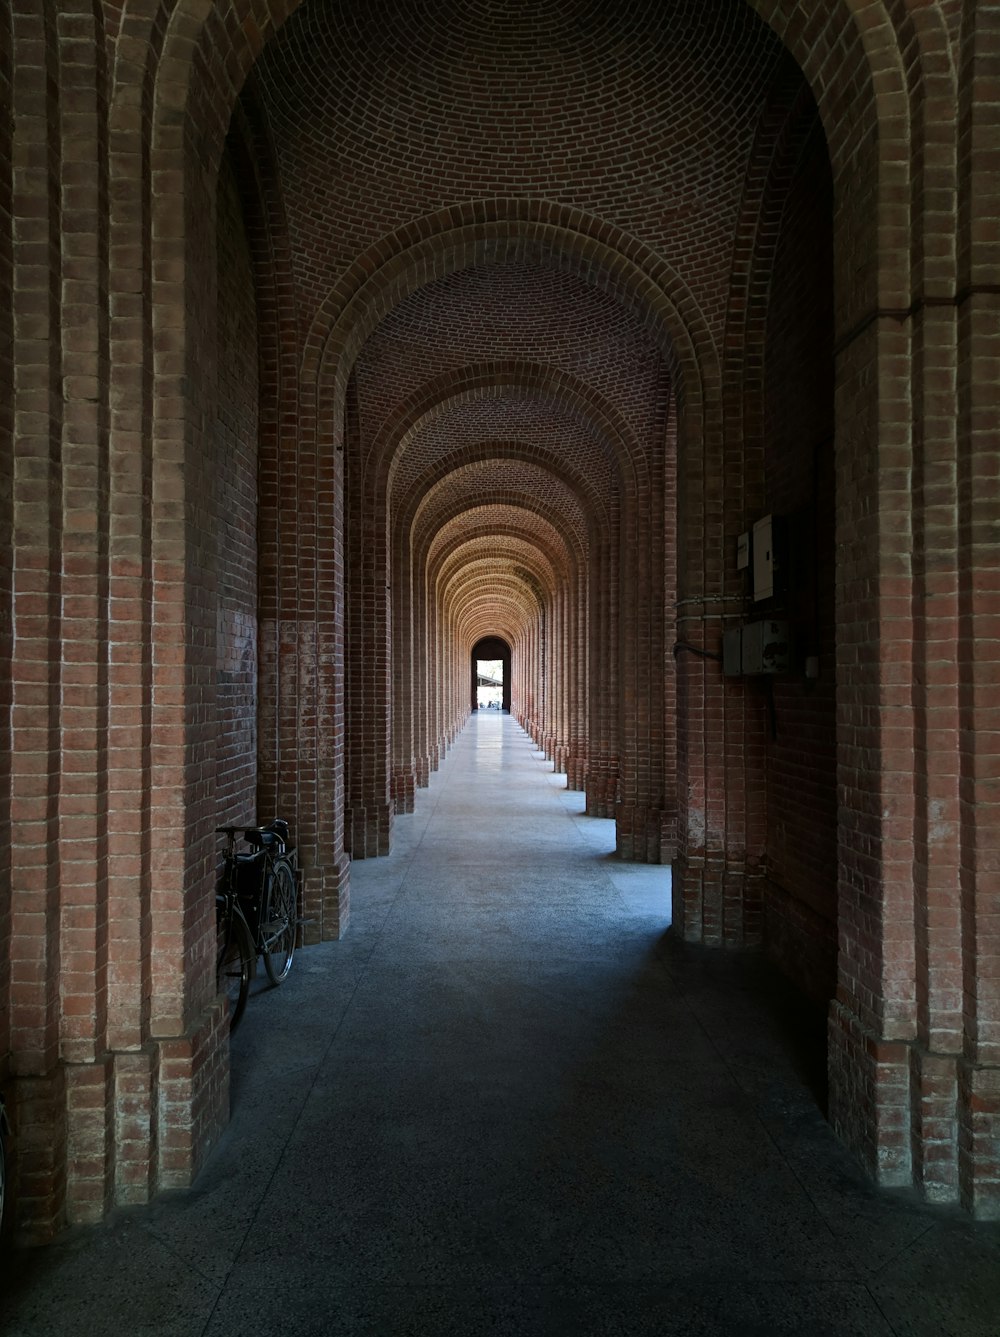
[476,659,503,709]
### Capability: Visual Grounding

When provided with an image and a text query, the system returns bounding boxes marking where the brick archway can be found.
[116,0,975,1217]
[3,0,997,1244]
[134,0,990,1217]
[383,365,626,822]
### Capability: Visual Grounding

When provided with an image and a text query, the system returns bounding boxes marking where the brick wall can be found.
[0,0,12,1099]
[761,125,837,1004]
[8,0,67,1237]
[214,149,259,830]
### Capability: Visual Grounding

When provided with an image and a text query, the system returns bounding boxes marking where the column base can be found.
[114,1047,161,1207]
[959,1058,1000,1219]
[6,1067,68,1244]
[391,764,416,814]
[301,852,352,942]
[828,1006,1000,1217]
[565,752,587,791]
[15,993,231,1239]
[586,762,618,819]
[345,802,393,859]
[672,853,763,946]
[615,803,677,864]
[155,997,230,1192]
[909,1045,959,1205]
[827,1000,912,1189]
[65,1055,114,1225]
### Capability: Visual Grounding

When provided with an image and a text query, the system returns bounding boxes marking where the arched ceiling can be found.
[437,542,562,602]
[369,264,658,634]
[253,0,789,331]
[425,504,580,648]
[362,263,672,462]
[414,461,589,557]
[246,0,812,643]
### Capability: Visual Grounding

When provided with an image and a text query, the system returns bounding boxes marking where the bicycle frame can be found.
[232,843,297,955]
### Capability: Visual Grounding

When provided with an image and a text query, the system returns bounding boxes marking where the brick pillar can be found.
[906,299,962,1204]
[565,575,588,791]
[413,563,431,787]
[8,2,68,1239]
[616,492,646,858]
[0,0,12,1230]
[143,122,231,1216]
[551,589,562,762]
[311,377,351,935]
[58,1,114,1224]
[954,5,1000,1218]
[344,397,393,859]
[673,604,762,945]
[827,319,917,1190]
[955,294,1000,1215]
[391,522,417,813]
[671,333,764,939]
[586,534,618,816]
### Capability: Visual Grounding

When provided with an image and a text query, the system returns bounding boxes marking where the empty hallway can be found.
[4,0,1000,1241]
[2,713,998,1336]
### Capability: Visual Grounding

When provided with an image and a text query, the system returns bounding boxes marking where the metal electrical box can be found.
[753,515,776,601]
[723,626,742,677]
[740,619,790,675]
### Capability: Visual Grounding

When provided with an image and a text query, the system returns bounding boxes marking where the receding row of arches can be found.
[0,0,998,1243]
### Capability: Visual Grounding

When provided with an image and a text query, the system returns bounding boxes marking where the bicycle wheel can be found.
[261,859,297,985]
[216,897,253,1032]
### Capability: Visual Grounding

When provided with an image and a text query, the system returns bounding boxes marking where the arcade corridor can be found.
[1,714,998,1336]
[3,0,1000,1236]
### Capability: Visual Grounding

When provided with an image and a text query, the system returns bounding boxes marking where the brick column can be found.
[826,318,917,1189]
[344,412,393,858]
[564,575,588,791]
[391,518,417,814]
[7,2,68,1239]
[586,533,618,817]
[953,4,1000,1219]
[0,0,13,1216]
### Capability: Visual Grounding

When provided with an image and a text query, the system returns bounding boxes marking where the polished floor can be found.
[2,712,999,1336]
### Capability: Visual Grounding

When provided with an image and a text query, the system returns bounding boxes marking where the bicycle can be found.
[215,819,299,1031]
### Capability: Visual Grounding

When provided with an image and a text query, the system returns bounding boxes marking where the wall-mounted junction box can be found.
[723,620,791,677]
[741,619,790,675]
[751,514,787,602]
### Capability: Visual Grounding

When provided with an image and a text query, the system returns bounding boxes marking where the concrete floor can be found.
[2,711,999,1336]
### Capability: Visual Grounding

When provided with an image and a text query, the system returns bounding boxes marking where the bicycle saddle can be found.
[243,819,290,851]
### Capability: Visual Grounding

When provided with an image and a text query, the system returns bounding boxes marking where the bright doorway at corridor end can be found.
[476,659,503,710]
